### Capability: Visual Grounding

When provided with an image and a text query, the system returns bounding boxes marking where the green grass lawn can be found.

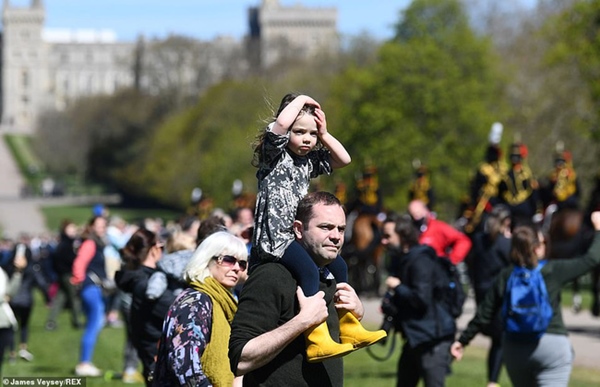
[3,292,599,385]
[42,205,183,231]
[347,335,600,387]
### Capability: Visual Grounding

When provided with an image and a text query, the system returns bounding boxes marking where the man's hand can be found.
[296,287,329,328]
[591,211,600,231]
[450,341,464,361]
[385,276,401,289]
[334,282,364,320]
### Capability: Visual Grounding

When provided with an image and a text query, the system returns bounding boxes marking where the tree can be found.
[546,0,600,139]
[139,35,248,110]
[34,109,88,177]
[34,89,171,196]
[328,0,505,218]
[486,0,599,201]
[119,81,266,210]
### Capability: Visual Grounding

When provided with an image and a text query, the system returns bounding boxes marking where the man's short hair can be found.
[385,212,420,247]
[196,215,227,245]
[296,191,342,227]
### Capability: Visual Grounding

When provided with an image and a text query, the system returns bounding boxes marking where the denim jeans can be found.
[80,284,105,362]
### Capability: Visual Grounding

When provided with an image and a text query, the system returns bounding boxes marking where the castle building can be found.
[248,0,338,69]
[1,0,338,134]
[1,0,135,133]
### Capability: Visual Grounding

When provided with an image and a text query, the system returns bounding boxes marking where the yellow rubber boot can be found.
[305,321,354,363]
[338,310,387,348]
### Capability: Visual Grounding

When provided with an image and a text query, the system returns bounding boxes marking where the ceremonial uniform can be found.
[542,151,580,210]
[462,123,506,234]
[465,145,506,233]
[409,165,435,211]
[347,165,382,215]
[497,143,540,226]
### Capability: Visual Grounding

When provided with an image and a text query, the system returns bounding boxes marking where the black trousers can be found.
[0,327,14,374]
[396,339,452,387]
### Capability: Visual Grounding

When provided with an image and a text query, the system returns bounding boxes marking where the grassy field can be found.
[41,205,183,232]
[2,292,599,386]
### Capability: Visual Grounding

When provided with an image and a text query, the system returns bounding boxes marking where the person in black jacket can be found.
[115,228,175,386]
[45,219,82,330]
[466,205,512,387]
[381,213,456,387]
[3,234,51,363]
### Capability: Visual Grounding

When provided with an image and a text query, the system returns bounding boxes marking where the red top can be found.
[70,239,96,285]
[418,217,472,265]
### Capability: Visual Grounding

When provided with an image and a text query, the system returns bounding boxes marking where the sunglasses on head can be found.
[214,255,247,271]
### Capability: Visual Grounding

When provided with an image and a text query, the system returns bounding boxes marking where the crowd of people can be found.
[0,94,599,387]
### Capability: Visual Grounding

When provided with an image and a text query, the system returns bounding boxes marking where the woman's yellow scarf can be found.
[190,277,238,387]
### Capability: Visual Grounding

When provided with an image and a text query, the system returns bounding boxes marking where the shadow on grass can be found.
[567,325,600,338]
[349,370,397,378]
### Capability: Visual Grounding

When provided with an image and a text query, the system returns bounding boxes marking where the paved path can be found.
[361,295,600,370]
[0,135,47,238]
[0,135,120,238]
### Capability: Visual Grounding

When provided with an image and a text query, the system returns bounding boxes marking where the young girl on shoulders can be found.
[251,93,385,362]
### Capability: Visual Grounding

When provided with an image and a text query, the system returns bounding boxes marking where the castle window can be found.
[19,111,29,123]
[21,70,29,88]
[87,75,94,93]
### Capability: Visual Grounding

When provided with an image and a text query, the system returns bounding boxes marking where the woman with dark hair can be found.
[115,228,175,386]
[452,211,600,386]
[46,219,82,330]
[466,205,512,387]
[3,234,51,363]
[71,216,109,377]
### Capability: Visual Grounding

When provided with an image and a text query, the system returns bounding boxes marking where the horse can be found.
[342,211,384,297]
[545,205,600,315]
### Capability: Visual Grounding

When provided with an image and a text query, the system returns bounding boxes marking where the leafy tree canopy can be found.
[329,0,505,217]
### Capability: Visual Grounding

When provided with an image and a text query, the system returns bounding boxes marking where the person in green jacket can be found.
[451,211,600,387]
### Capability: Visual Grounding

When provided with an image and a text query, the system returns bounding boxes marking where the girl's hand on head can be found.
[314,108,328,136]
[300,95,321,109]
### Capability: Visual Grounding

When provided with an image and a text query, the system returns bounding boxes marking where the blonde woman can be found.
[153,231,247,386]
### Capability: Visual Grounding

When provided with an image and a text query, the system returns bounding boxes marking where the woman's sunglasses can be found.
[214,255,247,271]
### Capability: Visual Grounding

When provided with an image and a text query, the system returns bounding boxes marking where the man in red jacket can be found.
[408,200,471,265]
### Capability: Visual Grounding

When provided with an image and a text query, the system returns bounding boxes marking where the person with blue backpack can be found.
[451,211,600,387]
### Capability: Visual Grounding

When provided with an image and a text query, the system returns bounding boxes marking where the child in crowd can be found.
[251,93,385,362]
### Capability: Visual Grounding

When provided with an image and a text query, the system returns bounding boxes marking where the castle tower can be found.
[248,0,338,69]
[2,0,49,133]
